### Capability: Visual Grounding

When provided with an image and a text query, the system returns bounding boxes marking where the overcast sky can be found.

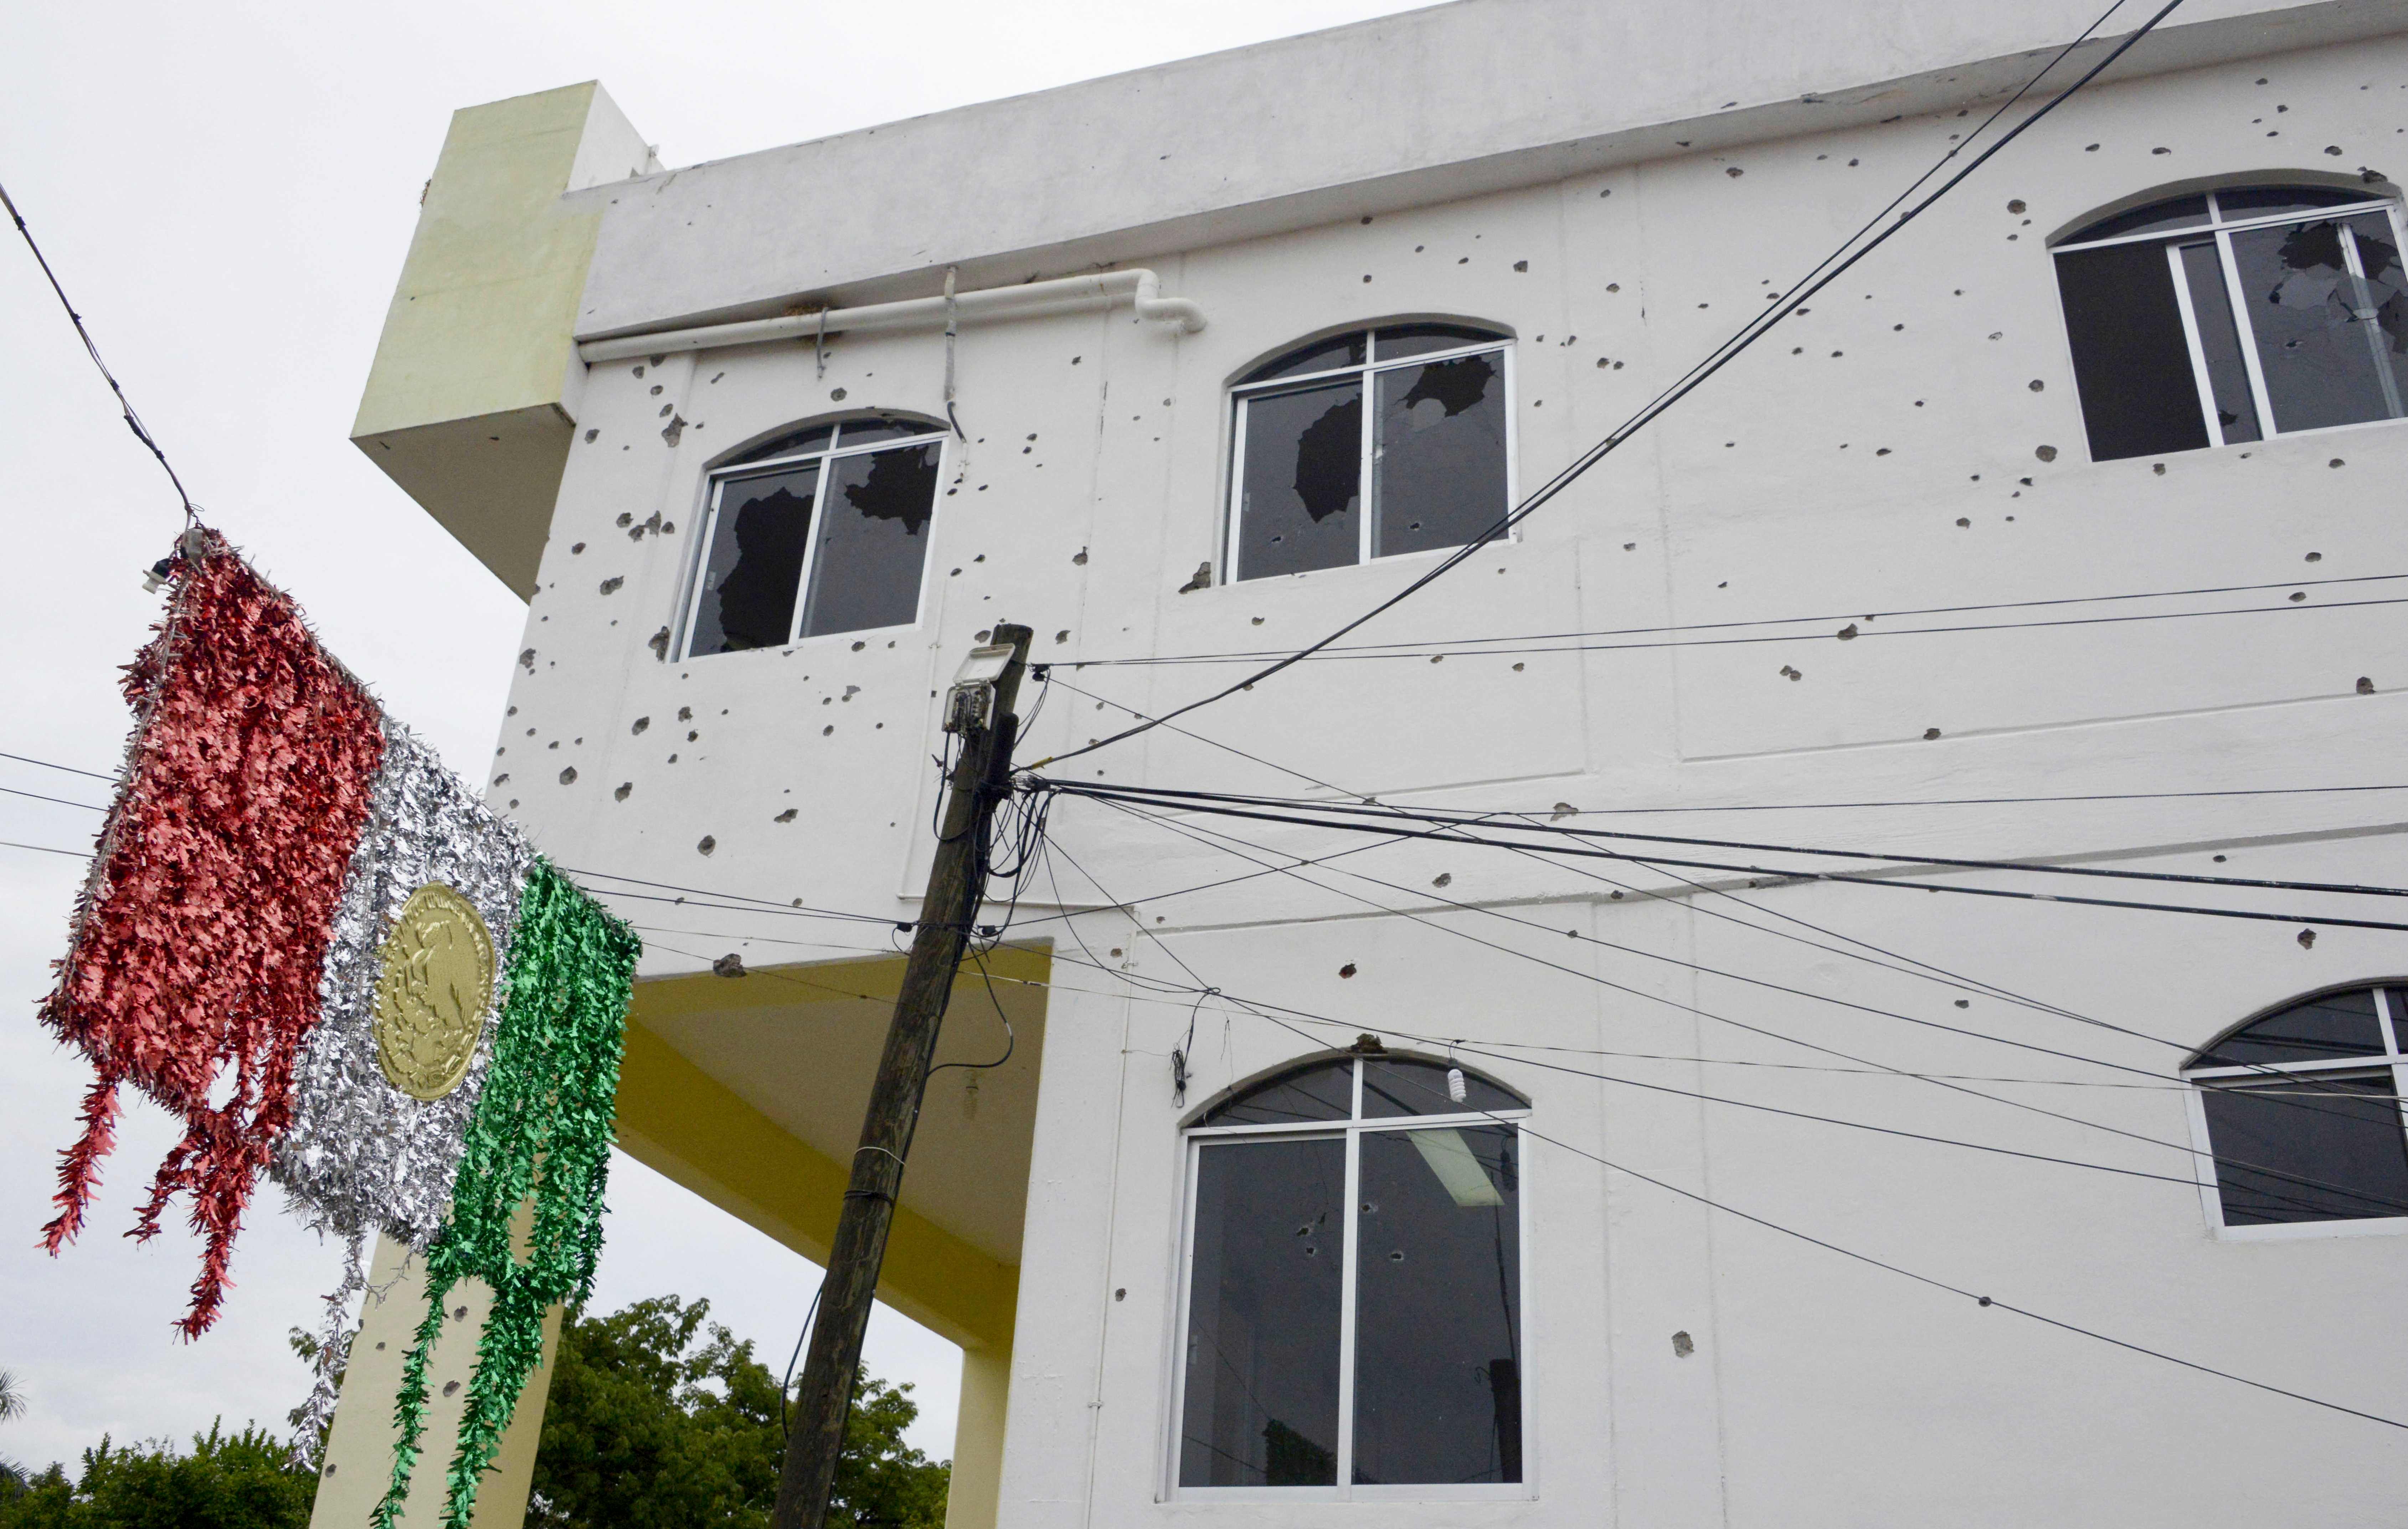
[0,0,1437,1472]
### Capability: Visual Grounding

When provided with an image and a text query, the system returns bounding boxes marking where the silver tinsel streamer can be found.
[273,723,536,1457]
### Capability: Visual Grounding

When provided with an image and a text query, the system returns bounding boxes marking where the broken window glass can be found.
[682,416,945,657]
[2054,187,2406,458]
[1181,1137,1346,1487]
[1236,378,1363,580]
[2232,215,2408,432]
[1352,1125,1521,1484]
[689,463,819,653]
[1373,352,1506,558]
[1232,325,1512,580]
[805,441,941,637]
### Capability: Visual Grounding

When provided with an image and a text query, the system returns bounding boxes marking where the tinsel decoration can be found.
[276,723,538,1452]
[376,860,638,1529]
[40,527,387,1337]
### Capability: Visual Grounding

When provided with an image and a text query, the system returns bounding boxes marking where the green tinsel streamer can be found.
[374,858,639,1529]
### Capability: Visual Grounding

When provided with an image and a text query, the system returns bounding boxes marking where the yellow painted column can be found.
[307,1233,563,1529]
[944,1338,1013,1529]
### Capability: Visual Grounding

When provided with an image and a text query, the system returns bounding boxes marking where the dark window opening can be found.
[1182,1055,1528,1494]
[2053,187,2404,460]
[1231,325,1511,581]
[683,417,944,657]
[2184,984,2408,1229]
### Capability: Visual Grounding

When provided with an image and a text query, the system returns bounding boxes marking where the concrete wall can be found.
[436,12,2408,1528]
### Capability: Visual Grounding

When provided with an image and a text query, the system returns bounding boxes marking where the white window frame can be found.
[675,419,949,661]
[2053,189,2408,452]
[1166,1055,1535,1503]
[1223,330,1519,585]
[2180,982,2408,1242]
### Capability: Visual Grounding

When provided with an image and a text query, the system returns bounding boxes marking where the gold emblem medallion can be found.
[371,882,496,1101]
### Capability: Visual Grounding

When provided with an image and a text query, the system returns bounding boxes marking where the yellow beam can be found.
[612,948,1044,1351]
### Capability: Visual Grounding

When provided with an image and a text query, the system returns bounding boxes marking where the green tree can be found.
[529,1295,948,1529]
[0,1422,317,1529]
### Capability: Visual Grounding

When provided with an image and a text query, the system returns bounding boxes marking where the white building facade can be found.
[329,2,2408,1524]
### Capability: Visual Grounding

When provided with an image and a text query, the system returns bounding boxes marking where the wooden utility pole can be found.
[771,623,1033,1529]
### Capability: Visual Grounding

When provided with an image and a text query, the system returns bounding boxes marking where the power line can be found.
[1075,793,2403,1215]
[0,750,118,784]
[1030,0,2191,769]
[1072,573,2408,667]
[1039,781,2408,933]
[0,784,106,812]
[1052,781,2408,902]
[1038,808,2408,1432]
[0,839,86,859]
[0,177,197,522]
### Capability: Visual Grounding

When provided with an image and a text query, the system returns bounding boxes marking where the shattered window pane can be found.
[804,442,941,636]
[689,463,818,653]
[1373,352,1507,558]
[1181,1137,1346,1487]
[2232,216,2408,433]
[1236,378,1363,580]
[1373,323,1504,361]
[2054,242,2209,461]
[1244,332,1368,385]
[1352,1126,1521,1485]
[2177,241,2262,442]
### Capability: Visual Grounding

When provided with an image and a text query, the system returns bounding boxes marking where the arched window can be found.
[1226,323,1512,583]
[1176,1051,1530,1499]
[678,412,946,658]
[2051,184,2406,461]
[2182,983,2408,1231]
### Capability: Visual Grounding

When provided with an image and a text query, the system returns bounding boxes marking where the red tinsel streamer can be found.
[40,529,386,1338]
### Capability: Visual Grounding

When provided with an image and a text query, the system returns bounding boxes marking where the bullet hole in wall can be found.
[2299,928,2317,948]
[2358,677,2377,694]
[1339,963,1358,978]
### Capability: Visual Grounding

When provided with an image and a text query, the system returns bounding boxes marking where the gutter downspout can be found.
[576,268,1204,364]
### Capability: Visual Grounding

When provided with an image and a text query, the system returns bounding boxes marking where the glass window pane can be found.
[802,442,938,637]
[2176,241,2263,442]
[2347,215,2408,382]
[1353,1126,1522,1485]
[2389,990,2408,1053]
[1373,323,1506,361]
[2053,243,2212,461]
[1362,1058,1527,1118]
[2199,1076,2408,1225]
[688,464,818,654]
[726,423,833,465]
[833,416,942,448]
[2196,988,2386,1067]
[1202,1060,1355,1127]
[2231,217,2408,432]
[1180,1137,1346,1488]
[2064,195,2211,244]
[1242,332,1368,385]
[2216,186,2369,221]
[1235,380,1363,581]
[1371,352,1508,559]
